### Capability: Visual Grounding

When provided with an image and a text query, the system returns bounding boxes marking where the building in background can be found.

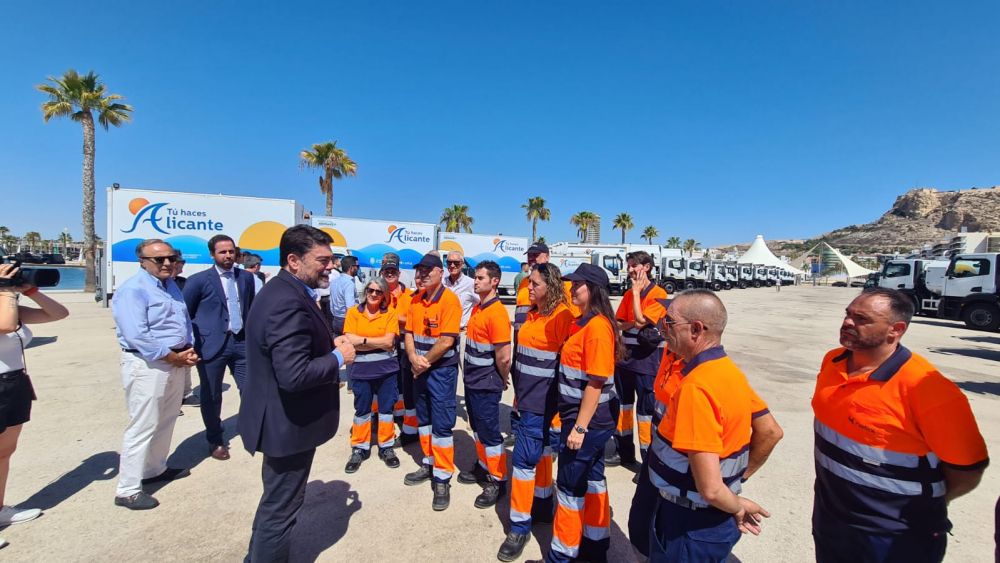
[584,214,601,244]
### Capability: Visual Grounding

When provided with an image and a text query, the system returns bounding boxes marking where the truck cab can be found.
[752,265,768,287]
[737,264,754,288]
[590,252,625,295]
[921,253,1000,331]
[725,264,738,288]
[706,262,728,291]
[877,258,948,315]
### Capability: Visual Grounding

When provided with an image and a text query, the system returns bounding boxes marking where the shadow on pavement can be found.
[166,414,240,471]
[957,380,1000,396]
[288,479,362,561]
[956,335,1000,345]
[24,336,58,349]
[930,347,1000,362]
[19,450,118,510]
[910,318,967,330]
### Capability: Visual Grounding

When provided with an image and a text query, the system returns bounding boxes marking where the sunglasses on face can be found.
[382,269,399,276]
[446,260,463,266]
[366,288,384,296]
[141,255,179,265]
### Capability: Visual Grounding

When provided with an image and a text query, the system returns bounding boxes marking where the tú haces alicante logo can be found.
[386,224,432,245]
[121,197,224,235]
[492,238,526,254]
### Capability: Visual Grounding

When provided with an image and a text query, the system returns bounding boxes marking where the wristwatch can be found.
[574,425,588,434]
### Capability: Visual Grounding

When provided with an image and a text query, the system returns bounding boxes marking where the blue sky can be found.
[3,1,999,247]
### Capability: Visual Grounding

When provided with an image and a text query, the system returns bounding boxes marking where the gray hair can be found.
[673,288,728,334]
[243,253,262,269]
[135,239,172,259]
[447,250,465,261]
[367,276,391,309]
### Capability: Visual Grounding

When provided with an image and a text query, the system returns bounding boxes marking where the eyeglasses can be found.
[366,288,384,296]
[658,317,693,332]
[382,269,399,275]
[446,260,463,266]
[141,255,179,265]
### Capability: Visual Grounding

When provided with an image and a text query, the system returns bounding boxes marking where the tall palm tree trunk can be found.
[621,230,626,244]
[324,167,334,216]
[531,218,537,243]
[81,111,97,292]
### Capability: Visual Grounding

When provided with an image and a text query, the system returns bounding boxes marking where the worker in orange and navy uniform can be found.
[546,263,620,563]
[608,250,668,469]
[812,288,988,563]
[402,253,463,511]
[455,261,512,509]
[342,276,401,473]
[509,242,579,448]
[380,253,419,445]
[630,294,782,558]
[497,262,576,562]
[647,289,779,562]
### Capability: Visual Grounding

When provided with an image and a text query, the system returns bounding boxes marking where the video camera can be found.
[0,257,60,288]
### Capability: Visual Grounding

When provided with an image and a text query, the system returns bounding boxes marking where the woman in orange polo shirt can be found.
[343,276,401,473]
[548,264,624,563]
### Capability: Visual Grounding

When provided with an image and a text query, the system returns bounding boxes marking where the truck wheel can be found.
[684,281,696,290]
[962,303,1000,331]
[753,281,761,288]
[711,282,722,291]
[911,296,922,317]
[662,281,676,294]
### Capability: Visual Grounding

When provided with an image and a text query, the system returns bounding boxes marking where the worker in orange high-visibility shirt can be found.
[509,242,579,448]
[342,276,401,473]
[547,264,621,563]
[455,261,512,509]
[402,253,463,511]
[812,288,988,563]
[380,253,419,445]
[630,294,782,558]
[647,289,779,561]
[497,263,575,562]
[608,250,668,469]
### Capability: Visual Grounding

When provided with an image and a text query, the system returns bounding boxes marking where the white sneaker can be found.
[0,505,42,526]
[0,537,7,548]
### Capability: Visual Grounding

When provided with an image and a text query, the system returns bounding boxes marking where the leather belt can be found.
[0,369,25,381]
[122,346,191,354]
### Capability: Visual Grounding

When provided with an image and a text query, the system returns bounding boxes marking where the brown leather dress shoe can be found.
[210,445,230,460]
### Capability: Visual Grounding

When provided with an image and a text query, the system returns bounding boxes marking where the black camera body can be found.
[0,258,61,288]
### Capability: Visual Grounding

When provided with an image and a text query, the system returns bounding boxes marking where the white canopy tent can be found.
[792,242,875,278]
[736,235,805,275]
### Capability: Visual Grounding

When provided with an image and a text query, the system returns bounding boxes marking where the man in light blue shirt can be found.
[111,239,198,511]
[329,255,359,337]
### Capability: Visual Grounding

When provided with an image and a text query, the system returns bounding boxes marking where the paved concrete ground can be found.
[2,286,997,562]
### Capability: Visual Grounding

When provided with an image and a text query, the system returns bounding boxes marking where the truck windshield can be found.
[883,262,911,278]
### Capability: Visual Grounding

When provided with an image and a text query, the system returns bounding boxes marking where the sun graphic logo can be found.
[386,224,407,244]
[121,198,170,234]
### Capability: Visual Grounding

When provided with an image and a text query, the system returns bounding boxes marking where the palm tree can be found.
[37,69,133,292]
[299,141,358,217]
[569,211,598,242]
[0,226,8,241]
[440,204,474,233]
[24,232,42,252]
[641,226,659,244]
[683,238,700,256]
[521,197,551,243]
[666,236,681,249]
[58,231,73,254]
[612,213,634,244]
[535,236,547,245]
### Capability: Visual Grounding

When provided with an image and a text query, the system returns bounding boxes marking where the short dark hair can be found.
[626,251,654,269]
[341,256,359,270]
[860,287,915,325]
[279,225,332,267]
[208,234,235,253]
[476,260,501,282]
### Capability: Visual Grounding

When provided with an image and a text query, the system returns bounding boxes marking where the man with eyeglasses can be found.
[442,251,479,330]
[645,289,780,561]
[112,239,199,510]
[183,234,257,461]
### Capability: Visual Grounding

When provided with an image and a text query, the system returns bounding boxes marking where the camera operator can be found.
[0,262,69,535]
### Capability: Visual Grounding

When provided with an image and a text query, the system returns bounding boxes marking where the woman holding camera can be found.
[0,263,69,534]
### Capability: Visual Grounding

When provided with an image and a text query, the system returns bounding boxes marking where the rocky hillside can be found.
[774,186,1000,254]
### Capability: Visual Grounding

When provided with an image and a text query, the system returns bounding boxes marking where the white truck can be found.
[549,252,627,295]
[917,253,1000,331]
[311,216,437,289]
[875,258,950,315]
[101,186,306,304]
[549,243,628,294]
[437,232,529,296]
[659,256,708,294]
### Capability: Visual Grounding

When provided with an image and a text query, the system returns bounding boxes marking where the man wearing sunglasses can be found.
[112,239,199,510]
[442,251,479,331]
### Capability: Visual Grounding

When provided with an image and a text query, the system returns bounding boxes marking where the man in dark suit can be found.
[182,234,256,461]
[240,225,356,562]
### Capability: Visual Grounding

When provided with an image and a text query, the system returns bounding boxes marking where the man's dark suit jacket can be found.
[182,266,256,361]
[239,269,342,457]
